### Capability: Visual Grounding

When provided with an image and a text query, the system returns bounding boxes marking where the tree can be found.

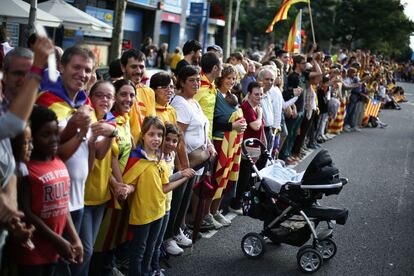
[223,0,233,59]
[109,0,127,62]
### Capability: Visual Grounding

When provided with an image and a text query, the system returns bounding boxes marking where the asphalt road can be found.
[166,82,414,276]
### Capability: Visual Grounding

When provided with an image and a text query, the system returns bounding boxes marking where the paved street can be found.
[166,82,414,276]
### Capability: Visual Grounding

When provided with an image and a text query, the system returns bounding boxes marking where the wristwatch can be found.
[110,128,119,138]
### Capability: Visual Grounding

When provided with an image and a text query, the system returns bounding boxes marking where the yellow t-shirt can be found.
[194,73,216,140]
[84,148,112,205]
[170,53,183,70]
[155,103,177,126]
[129,84,156,145]
[123,158,169,225]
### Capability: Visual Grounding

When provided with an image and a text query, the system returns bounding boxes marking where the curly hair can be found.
[215,63,237,88]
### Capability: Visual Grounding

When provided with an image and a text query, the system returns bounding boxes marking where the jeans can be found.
[128,218,164,276]
[354,101,366,127]
[71,204,106,276]
[55,208,84,276]
[280,111,304,159]
[292,111,314,155]
[151,212,170,272]
[165,176,196,239]
[344,100,357,128]
[70,208,85,233]
[317,113,329,138]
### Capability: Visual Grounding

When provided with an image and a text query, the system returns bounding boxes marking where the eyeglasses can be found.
[264,78,275,82]
[93,93,114,100]
[187,78,201,83]
[157,84,174,90]
[300,62,307,65]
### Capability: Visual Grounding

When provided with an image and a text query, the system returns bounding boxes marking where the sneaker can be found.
[352,127,362,132]
[183,227,202,240]
[174,228,192,248]
[228,206,243,215]
[204,213,223,230]
[343,125,351,132]
[165,239,184,256]
[213,211,231,227]
[152,269,166,276]
[111,267,126,276]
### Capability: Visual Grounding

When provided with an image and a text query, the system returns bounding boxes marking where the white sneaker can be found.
[174,228,192,247]
[204,213,223,229]
[213,211,231,227]
[228,206,243,215]
[165,239,184,256]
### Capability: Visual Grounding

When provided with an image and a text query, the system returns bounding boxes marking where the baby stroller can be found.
[240,138,349,273]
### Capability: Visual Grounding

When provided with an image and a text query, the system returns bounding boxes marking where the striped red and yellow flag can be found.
[266,0,310,33]
[284,9,302,53]
[365,99,381,118]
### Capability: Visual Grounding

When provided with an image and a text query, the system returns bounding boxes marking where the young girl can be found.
[123,117,194,276]
[13,106,82,276]
[151,123,195,275]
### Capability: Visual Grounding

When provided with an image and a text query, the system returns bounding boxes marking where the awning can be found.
[0,0,62,28]
[38,0,113,38]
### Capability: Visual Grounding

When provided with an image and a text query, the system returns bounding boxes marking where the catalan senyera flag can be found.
[365,98,381,118]
[284,9,302,54]
[266,0,309,33]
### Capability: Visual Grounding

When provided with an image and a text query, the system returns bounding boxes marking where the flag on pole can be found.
[266,0,310,33]
[365,98,381,118]
[284,9,302,54]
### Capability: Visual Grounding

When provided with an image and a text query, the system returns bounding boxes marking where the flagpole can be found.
[307,1,316,44]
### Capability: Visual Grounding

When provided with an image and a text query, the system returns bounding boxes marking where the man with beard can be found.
[175,40,202,75]
[120,48,156,144]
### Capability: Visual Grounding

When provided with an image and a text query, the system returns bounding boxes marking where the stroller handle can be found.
[241,138,267,158]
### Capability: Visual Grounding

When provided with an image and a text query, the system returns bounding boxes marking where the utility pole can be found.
[110,0,127,62]
[22,0,37,46]
[28,0,37,34]
[223,0,233,60]
[231,0,241,52]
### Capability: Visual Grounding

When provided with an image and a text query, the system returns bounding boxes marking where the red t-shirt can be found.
[241,100,264,141]
[13,157,70,265]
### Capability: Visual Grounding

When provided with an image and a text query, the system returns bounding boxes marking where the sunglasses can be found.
[157,84,175,90]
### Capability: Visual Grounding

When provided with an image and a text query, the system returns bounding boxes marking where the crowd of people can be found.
[0,25,408,276]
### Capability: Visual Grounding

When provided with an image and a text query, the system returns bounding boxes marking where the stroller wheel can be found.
[297,247,323,273]
[241,232,266,259]
[316,238,337,260]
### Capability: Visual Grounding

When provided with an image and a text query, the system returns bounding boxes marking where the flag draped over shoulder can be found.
[284,9,302,54]
[365,98,381,118]
[266,0,309,33]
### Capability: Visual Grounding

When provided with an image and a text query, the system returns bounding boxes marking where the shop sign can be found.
[85,6,114,26]
[161,12,181,24]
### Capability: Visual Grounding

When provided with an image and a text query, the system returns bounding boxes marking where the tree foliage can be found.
[211,0,414,60]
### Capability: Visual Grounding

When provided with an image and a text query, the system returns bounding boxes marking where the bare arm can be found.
[176,122,190,169]
[162,168,196,193]
[19,176,76,262]
[249,107,263,131]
